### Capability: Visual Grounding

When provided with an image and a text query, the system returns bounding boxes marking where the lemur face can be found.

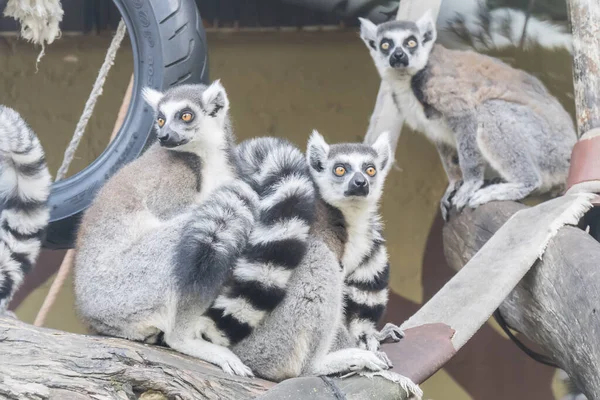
[307,131,392,210]
[359,11,437,76]
[142,80,230,150]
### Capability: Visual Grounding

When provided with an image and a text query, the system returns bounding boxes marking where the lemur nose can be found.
[354,176,367,187]
[158,133,170,142]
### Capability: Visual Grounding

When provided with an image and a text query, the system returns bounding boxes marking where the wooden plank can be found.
[568,0,600,136]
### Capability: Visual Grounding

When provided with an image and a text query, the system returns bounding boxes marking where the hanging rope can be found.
[55,19,127,181]
[33,22,129,327]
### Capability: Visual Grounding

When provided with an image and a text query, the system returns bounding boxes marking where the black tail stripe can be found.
[11,252,33,274]
[2,220,45,241]
[206,307,252,345]
[245,239,306,269]
[3,196,47,214]
[16,157,47,177]
[228,280,286,312]
[344,297,386,325]
[259,196,315,226]
[347,263,390,292]
[0,272,14,301]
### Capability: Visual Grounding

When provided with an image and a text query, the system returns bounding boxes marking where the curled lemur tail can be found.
[206,137,317,345]
[0,106,52,311]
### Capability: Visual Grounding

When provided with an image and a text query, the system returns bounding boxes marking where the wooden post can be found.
[568,0,600,136]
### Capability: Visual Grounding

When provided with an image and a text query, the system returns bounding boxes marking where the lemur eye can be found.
[407,39,417,48]
[381,42,390,50]
[366,166,377,177]
[157,117,165,127]
[181,112,194,122]
[334,166,346,176]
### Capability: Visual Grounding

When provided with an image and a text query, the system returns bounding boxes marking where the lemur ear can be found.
[202,79,230,117]
[307,130,330,173]
[358,17,378,50]
[142,87,163,111]
[371,131,392,174]
[416,9,437,44]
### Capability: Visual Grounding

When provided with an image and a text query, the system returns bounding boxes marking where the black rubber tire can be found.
[44,0,209,249]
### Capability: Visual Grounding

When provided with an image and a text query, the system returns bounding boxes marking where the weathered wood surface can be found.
[0,317,413,400]
[568,0,600,135]
[443,201,600,399]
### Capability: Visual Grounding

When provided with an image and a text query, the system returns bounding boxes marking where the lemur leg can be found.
[447,114,486,211]
[468,101,542,208]
[435,142,463,221]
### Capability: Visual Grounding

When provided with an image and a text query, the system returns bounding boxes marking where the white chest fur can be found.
[341,207,373,276]
[196,150,235,203]
[388,78,455,148]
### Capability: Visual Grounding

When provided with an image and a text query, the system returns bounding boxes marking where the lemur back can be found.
[359,12,577,220]
[0,106,52,314]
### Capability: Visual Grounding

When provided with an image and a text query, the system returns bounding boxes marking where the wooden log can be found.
[568,0,600,135]
[443,201,600,398]
[0,317,412,400]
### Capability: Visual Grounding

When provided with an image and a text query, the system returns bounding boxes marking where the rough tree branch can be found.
[443,201,600,398]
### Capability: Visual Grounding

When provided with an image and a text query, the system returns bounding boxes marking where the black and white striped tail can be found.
[0,106,51,312]
[206,137,317,346]
[344,220,390,344]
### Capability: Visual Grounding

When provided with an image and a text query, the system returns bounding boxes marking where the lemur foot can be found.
[441,181,461,221]
[376,322,405,343]
[344,349,390,372]
[374,350,394,368]
[451,179,484,211]
[217,353,255,377]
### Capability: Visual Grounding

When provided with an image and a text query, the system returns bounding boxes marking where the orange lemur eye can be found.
[366,166,377,177]
[407,40,417,48]
[181,112,194,122]
[334,166,346,176]
[157,117,165,127]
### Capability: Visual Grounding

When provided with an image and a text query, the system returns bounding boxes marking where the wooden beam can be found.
[443,202,600,398]
[568,0,600,136]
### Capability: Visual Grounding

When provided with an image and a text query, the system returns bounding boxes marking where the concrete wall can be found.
[0,31,574,399]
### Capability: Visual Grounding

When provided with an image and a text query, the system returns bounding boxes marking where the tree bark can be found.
[443,201,600,399]
[0,317,413,400]
[568,0,600,135]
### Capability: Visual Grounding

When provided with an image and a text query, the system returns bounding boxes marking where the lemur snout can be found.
[389,48,408,68]
[158,130,186,148]
[346,172,369,196]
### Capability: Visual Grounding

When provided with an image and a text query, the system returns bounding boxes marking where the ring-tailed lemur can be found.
[231,132,409,384]
[200,136,316,347]
[306,130,403,358]
[0,106,52,315]
[75,81,260,376]
[359,11,577,220]
[75,81,318,377]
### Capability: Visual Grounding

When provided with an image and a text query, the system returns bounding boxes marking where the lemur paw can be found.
[376,322,405,344]
[441,181,461,221]
[217,353,255,377]
[374,350,394,368]
[345,349,390,372]
[451,180,483,211]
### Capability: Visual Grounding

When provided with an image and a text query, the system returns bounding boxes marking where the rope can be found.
[33,24,129,327]
[55,19,127,181]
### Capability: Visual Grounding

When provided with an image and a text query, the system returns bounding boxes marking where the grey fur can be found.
[232,238,388,382]
[75,82,258,377]
[359,12,577,220]
[0,106,52,314]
